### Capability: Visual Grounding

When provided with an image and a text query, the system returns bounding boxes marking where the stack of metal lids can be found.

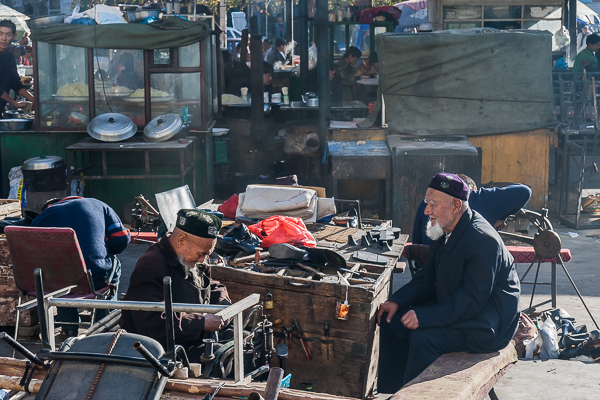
[143,114,185,143]
[87,113,136,142]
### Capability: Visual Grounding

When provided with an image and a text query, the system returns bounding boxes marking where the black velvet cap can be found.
[428,172,469,201]
[176,209,222,238]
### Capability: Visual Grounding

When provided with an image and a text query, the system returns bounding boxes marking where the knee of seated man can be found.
[409,328,443,349]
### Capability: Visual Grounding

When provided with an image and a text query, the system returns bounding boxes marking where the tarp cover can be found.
[372,28,558,136]
[30,17,210,50]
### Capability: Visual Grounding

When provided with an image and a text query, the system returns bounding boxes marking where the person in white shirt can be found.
[578,24,592,54]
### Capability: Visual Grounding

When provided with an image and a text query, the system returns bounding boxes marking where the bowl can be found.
[0,119,34,131]
[26,15,65,29]
[125,10,161,23]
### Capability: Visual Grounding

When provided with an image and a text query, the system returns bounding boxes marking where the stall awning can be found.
[30,17,211,50]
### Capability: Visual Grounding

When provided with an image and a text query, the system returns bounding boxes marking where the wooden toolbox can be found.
[212,249,403,398]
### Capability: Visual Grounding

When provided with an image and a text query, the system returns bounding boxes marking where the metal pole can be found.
[220,0,227,47]
[568,0,577,67]
[285,0,292,42]
[316,0,330,187]
[34,268,50,349]
[250,15,265,140]
[298,0,309,93]
[0,332,46,368]
[133,342,173,377]
[163,277,175,362]
[48,298,229,313]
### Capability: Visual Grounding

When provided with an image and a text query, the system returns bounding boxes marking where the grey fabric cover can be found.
[30,17,210,50]
[370,28,558,136]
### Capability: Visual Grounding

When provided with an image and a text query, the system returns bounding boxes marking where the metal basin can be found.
[125,10,160,22]
[26,15,65,29]
[0,119,34,131]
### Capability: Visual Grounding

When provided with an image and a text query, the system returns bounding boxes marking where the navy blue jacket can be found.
[31,197,130,289]
[392,209,521,353]
[0,49,25,113]
[412,184,531,244]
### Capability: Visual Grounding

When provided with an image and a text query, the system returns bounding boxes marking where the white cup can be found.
[271,93,282,103]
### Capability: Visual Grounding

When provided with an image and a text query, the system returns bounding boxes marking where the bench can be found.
[390,341,518,400]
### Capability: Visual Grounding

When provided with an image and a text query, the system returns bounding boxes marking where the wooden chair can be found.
[5,226,115,347]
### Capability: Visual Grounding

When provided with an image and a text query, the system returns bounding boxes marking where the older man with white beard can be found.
[121,209,230,353]
[376,173,521,393]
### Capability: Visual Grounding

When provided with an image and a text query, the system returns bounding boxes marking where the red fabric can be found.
[506,246,571,263]
[131,231,159,243]
[360,6,402,24]
[248,215,317,248]
[218,194,239,219]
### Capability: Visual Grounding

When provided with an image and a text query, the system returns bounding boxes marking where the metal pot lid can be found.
[87,113,137,142]
[144,114,183,143]
[22,155,65,171]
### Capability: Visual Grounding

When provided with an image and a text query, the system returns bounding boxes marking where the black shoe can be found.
[560,332,589,349]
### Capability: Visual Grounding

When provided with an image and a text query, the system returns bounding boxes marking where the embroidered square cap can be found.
[176,209,222,238]
[428,172,469,201]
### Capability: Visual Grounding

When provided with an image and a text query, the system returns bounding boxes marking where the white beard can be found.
[177,255,196,278]
[426,219,445,241]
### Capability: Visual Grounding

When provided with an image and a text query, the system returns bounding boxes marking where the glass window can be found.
[179,43,201,67]
[37,43,89,128]
[484,6,522,20]
[483,20,522,30]
[332,24,347,57]
[153,49,171,65]
[205,40,213,122]
[524,6,562,20]
[524,20,561,33]
[93,49,145,126]
[150,73,202,127]
[443,6,482,20]
[444,22,481,30]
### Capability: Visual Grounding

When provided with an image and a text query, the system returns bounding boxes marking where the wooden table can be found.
[66,136,196,198]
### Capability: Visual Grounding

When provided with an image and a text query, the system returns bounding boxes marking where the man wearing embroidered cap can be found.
[121,209,231,352]
[376,173,521,392]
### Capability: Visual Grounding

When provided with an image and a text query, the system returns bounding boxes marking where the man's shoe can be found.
[560,333,589,349]
[269,243,311,261]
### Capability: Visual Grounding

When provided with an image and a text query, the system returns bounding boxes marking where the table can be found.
[66,137,196,198]
[279,100,369,119]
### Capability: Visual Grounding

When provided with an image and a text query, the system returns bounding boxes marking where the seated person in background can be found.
[330,63,343,107]
[112,52,143,90]
[335,46,364,101]
[377,173,520,392]
[267,38,287,66]
[262,39,272,62]
[121,210,230,356]
[574,33,600,73]
[31,196,130,336]
[225,61,273,97]
[365,51,378,75]
[412,174,531,245]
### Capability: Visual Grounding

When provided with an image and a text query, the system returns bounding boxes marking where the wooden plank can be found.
[469,129,554,209]
[215,293,260,321]
[330,128,387,142]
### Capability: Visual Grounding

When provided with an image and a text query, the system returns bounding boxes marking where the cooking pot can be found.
[125,10,160,22]
[26,15,65,29]
[301,92,318,107]
[87,113,137,142]
[143,114,188,143]
[22,155,67,192]
[0,118,33,131]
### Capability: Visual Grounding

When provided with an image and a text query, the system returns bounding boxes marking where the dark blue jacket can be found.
[392,209,521,353]
[31,197,130,289]
[412,184,531,244]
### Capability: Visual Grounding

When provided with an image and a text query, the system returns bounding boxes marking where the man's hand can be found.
[583,60,591,68]
[14,101,30,110]
[401,310,419,330]
[203,314,224,332]
[377,300,400,325]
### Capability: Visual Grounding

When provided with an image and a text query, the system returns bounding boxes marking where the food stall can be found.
[0,17,219,212]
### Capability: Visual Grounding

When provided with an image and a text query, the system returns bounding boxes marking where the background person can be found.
[0,20,34,115]
[267,38,287,66]
[335,46,364,101]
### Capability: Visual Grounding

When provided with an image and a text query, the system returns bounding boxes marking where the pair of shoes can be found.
[269,243,311,261]
[559,342,600,359]
[560,332,589,349]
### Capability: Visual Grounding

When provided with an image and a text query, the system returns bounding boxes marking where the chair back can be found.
[5,226,90,295]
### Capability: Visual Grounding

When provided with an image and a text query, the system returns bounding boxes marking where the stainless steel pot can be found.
[125,10,161,22]
[26,15,65,29]
[22,156,67,192]
[306,98,319,107]
[143,114,187,143]
[0,119,34,131]
[87,113,137,142]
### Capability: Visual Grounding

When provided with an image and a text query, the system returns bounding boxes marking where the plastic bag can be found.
[84,5,127,25]
[248,215,316,248]
[216,223,262,256]
[64,6,87,24]
[539,318,560,359]
[71,18,96,26]
[8,166,26,208]
[308,44,317,71]
[218,194,239,219]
